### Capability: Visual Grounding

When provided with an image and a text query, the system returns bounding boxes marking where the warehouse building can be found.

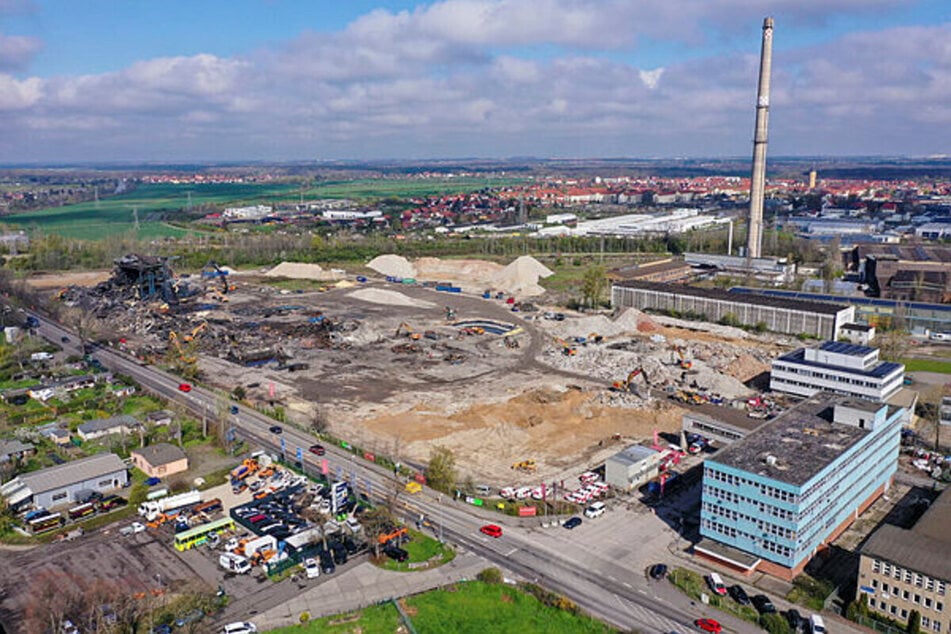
[697,394,905,580]
[770,341,905,402]
[611,281,854,340]
[0,453,128,510]
[681,405,769,447]
[604,445,664,491]
[858,487,950,632]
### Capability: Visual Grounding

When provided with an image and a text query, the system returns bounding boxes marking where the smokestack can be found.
[808,168,817,190]
[747,16,774,260]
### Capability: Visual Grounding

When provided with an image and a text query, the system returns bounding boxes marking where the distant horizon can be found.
[1,2,949,162]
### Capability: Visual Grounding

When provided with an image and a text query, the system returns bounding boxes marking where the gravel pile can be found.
[348,288,436,308]
[264,262,338,280]
[367,255,416,279]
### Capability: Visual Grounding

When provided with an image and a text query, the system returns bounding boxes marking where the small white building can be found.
[77,415,140,441]
[770,341,904,402]
[604,445,664,491]
[839,322,876,346]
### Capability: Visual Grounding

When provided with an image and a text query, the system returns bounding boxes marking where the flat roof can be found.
[841,323,873,332]
[608,444,657,467]
[613,280,848,316]
[684,404,768,433]
[776,348,904,379]
[17,453,126,495]
[862,487,951,582]
[819,341,876,356]
[707,393,877,487]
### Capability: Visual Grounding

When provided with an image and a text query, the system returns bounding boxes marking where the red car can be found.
[309,444,326,456]
[178,383,192,392]
[695,619,722,634]
[480,524,503,538]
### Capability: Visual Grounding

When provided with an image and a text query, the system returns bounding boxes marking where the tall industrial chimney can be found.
[747,17,774,260]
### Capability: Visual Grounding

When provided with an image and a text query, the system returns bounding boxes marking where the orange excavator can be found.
[612,368,650,393]
[396,322,422,341]
[672,346,693,370]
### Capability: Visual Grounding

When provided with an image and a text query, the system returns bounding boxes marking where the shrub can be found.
[760,613,792,634]
[477,567,503,584]
[299,611,310,624]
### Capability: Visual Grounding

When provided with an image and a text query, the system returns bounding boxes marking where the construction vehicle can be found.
[378,526,408,546]
[554,337,577,356]
[405,482,422,494]
[395,322,422,340]
[612,368,650,393]
[168,331,197,364]
[671,346,693,370]
[512,459,537,472]
[230,459,259,482]
[184,321,208,343]
[445,306,456,320]
[138,490,202,522]
[588,333,604,344]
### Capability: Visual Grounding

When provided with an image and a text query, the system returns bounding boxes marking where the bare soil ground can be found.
[26,270,112,289]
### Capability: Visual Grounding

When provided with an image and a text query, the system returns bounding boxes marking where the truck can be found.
[219,553,252,574]
[138,490,202,522]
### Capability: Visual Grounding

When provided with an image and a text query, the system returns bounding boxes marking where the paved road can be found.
[30,312,761,633]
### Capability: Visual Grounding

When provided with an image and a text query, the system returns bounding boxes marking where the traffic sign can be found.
[296,446,303,462]
[280,437,286,452]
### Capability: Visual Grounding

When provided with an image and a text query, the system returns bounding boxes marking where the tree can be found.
[426,445,457,494]
[360,506,396,556]
[908,609,921,634]
[759,613,793,634]
[581,265,607,308]
[877,328,910,362]
[310,406,329,435]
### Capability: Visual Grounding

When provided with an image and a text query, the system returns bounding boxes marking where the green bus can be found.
[173,517,235,552]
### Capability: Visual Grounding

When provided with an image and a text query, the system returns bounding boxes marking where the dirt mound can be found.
[414,258,504,287]
[264,262,338,280]
[489,256,553,297]
[348,288,435,308]
[367,255,416,279]
[546,308,660,340]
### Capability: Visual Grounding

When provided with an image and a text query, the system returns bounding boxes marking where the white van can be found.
[584,501,606,519]
[706,572,727,596]
[222,622,257,634]
[810,614,826,634]
[475,484,493,497]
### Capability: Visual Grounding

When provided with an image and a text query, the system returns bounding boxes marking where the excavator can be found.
[512,459,537,472]
[554,337,577,356]
[168,331,197,364]
[395,322,422,340]
[183,321,207,343]
[672,346,693,370]
[612,368,650,393]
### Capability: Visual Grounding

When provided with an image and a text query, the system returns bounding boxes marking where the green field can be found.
[268,580,615,634]
[901,358,951,374]
[0,177,525,240]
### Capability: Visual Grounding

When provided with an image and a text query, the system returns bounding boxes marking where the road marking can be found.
[506,548,518,556]
[623,582,632,588]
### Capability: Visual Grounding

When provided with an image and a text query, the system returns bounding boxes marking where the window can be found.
[884,564,893,576]
[51,492,67,501]
[884,583,891,594]
[927,598,934,609]
[873,580,879,589]
[891,605,898,615]
[916,575,924,588]
[938,602,944,613]
[930,579,938,592]
[906,571,914,583]
[924,617,932,628]
[904,590,910,600]
[933,622,940,633]
[98,478,112,487]
[916,595,923,605]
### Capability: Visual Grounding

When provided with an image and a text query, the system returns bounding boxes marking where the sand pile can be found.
[415,258,504,286]
[546,308,661,340]
[349,288,435,308]
[264,262,338,280]
[367,255,416,279]
[489,256,554,297]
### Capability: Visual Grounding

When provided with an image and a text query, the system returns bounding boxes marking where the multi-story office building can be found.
[697,394,905,580]
[859,487,950,632]
[770,341,905,402]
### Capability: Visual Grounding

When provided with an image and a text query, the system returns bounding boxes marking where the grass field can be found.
[268,581,616,634]
[0,177,525,240]
[901,358,951,374]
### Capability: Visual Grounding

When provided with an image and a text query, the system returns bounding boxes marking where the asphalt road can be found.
[32,312,749,633]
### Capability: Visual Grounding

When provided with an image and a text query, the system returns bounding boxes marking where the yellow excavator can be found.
[554,337,577,356]
[612,368,649,393]
[512,459,537,472]
[396,322,422,340]
[168,331,197,364]
[672,346,693,370]
[183,321,207,343]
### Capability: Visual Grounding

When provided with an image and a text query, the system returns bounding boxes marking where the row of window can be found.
[872,560,947,595]
[772,362,889,388]
[703,473,798,506]
[688,420,743,441]
[703,484,796,522]
[870,599,942,631]
[701,518,794,559]
[701,502,797,539]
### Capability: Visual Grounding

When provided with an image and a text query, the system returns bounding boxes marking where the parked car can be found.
[61,336,70,343]
[174,609,204,628]
[706,573,727,596]
[309,444,326,455]
[384,545,409,562]
[584,501,606,519]
[728,584,751,606]
[221,622,257,634]
[319,551,336,574]
[563,517,583,530]
[269,425,283,434]
[480,524,503,538]
[304,558,320,579]
[649,563,668,580]
[694,619,722,634]
[178,383,192,392]
[752,594,777,614]
[151,625,172,634]
[786,609,804,631]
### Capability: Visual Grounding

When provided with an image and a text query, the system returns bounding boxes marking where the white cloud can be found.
[0,74,42,109]
[639,68,664,90]
[0,34,42,71]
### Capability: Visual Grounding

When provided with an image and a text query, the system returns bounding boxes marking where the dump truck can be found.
[138,490,202,522]
[230,459,259,483]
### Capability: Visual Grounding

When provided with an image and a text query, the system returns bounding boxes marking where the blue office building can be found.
[697,393,905,580]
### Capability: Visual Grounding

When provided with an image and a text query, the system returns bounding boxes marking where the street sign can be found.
[860,586,876,594]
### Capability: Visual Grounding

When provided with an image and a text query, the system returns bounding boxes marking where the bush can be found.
[760,613,793,634]
[476,567,503,584]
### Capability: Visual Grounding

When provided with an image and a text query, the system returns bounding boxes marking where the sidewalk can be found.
[247,551,488,630]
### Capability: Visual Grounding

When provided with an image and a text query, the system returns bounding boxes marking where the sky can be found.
[1,0,950,163]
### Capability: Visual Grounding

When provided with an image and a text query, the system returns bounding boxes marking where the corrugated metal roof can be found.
[18,453,126,495]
